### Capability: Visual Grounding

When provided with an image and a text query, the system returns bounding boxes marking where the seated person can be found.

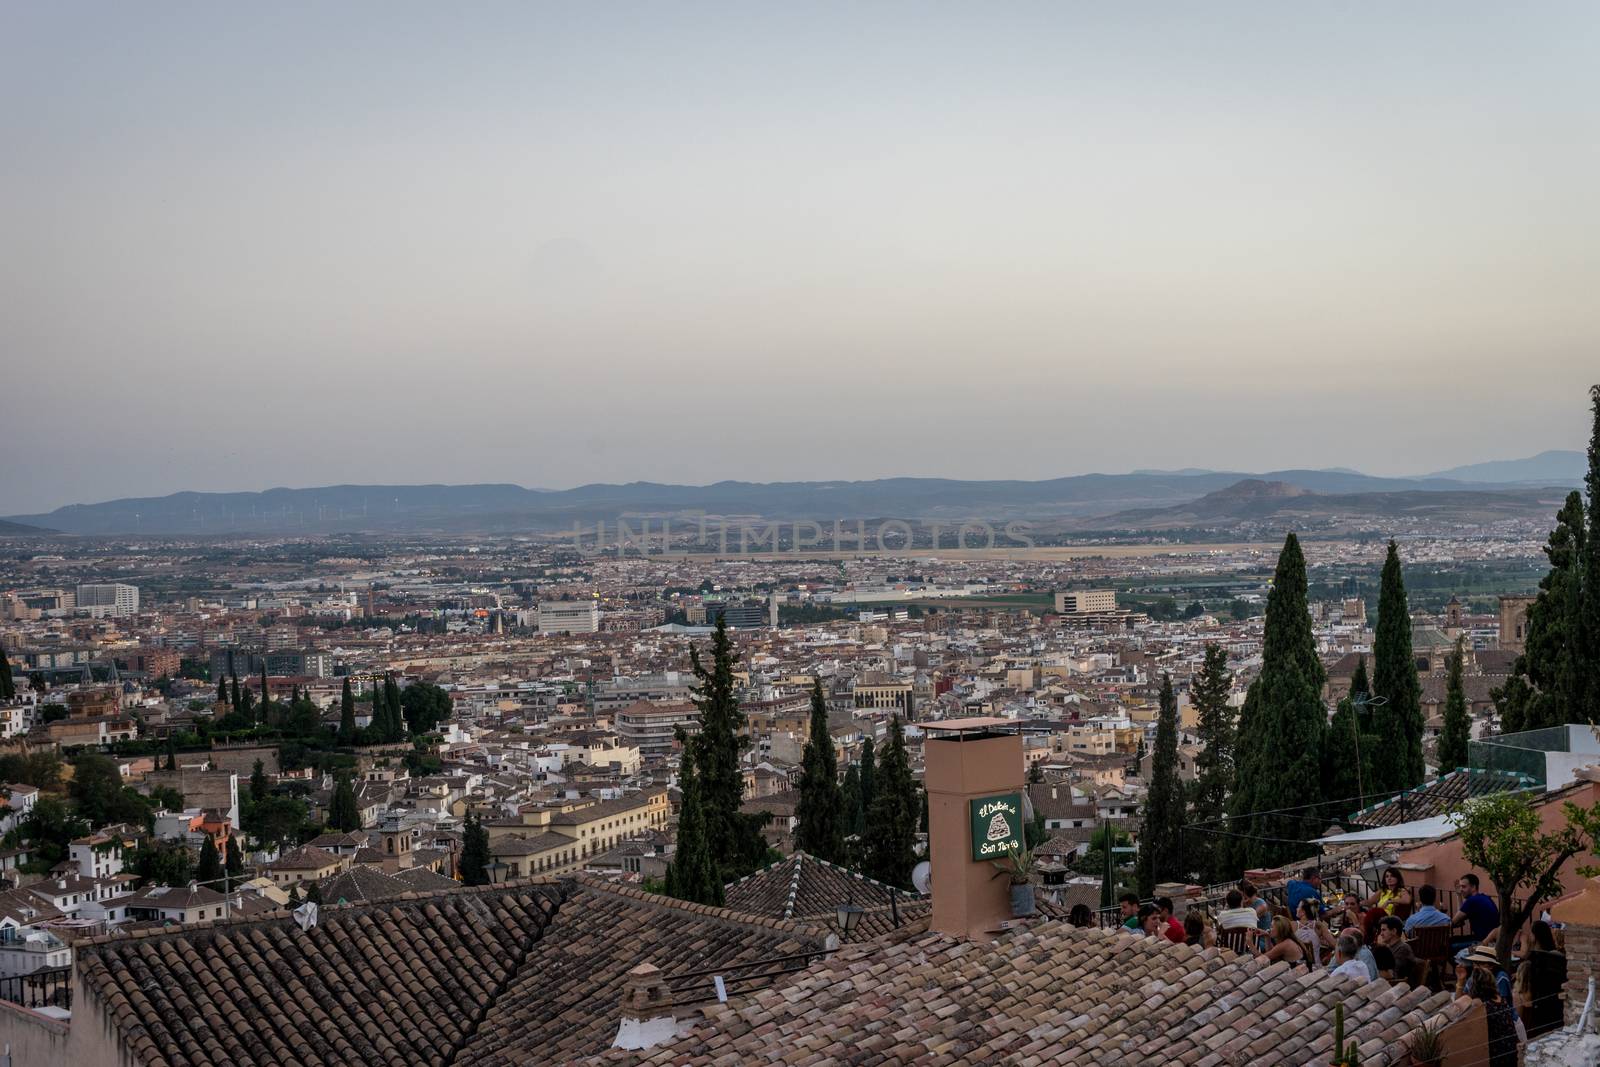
[1402,884,1451,935]
[1450,873,1499,951]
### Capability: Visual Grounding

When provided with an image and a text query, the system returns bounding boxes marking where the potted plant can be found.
[1406,1023,1444,1067]
[990,842,1037,917]
[1329,1002,1361,1067]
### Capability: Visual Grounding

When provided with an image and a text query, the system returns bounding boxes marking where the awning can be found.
[1311,814,1456,845]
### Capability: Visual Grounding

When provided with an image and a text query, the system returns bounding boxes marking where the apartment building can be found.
[536,600,600,634]
[76,583,140,618]
[615,700,700,759]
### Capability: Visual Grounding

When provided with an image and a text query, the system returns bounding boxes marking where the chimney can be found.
[925,719,1026,940]
[612,962,682,1051]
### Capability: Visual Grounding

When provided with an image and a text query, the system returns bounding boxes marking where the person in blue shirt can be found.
[1403,883,1452,934]
[1285,866,1324,917]
[1451,872,1500,950]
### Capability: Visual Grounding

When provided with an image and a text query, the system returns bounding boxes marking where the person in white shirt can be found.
[1215,888,1260,930]
[1330,933,1375,982]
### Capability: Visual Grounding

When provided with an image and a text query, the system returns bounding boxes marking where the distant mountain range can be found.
[1086,479,1566,532]
[1421,450,1586,484]
[2,453,1582,536]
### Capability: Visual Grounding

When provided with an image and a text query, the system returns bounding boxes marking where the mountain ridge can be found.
[4,460,1582,536]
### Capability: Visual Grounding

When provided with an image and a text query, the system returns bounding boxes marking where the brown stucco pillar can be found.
[926,728,1025,940]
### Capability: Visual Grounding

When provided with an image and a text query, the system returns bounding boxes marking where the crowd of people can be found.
[1096,865,1571,1067]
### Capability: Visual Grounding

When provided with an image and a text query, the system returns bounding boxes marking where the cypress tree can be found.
[1373,540,1424,791]
[687,617,767,879]
[1580,383,1600,722]
[385,674,404,740]
[1135,673,1184,896]
[861,716,918,889]
[459,813,491,886]
[195,836,223,885]
[794,679,845,863]
[259,665,272,722]
[338,677,356,743]
[305,882,324,906]
[230,673,241,709]
[858,736,877,822]
[225,837,244,878]
[328,776,361,832]
[664,747,722,905]
[217,675,228,705]
[249,758,268,804]
[1437,636,1472,773]
[1187,645,1234,883]
[164,735,177,772]
[1350,656,1370,702]
[1225,533,1327,870]
[841,764,863,839]
[0,643,15,701]
[1322,655,1378,815]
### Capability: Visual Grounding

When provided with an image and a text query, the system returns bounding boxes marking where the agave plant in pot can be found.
[990,841,1037,917]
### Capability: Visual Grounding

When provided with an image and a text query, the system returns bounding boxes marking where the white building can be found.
[1054,589,1118,614]
[537,600,600,635]
[75,583,140,618]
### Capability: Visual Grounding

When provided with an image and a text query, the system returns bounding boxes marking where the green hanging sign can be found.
[969,792,1024,861]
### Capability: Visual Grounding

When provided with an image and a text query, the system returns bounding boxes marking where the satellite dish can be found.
[911,861,932,896]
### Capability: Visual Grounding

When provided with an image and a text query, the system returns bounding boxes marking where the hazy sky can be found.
[5,3,1598,513]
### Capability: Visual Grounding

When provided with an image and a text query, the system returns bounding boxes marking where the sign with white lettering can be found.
[969,792,1024,861]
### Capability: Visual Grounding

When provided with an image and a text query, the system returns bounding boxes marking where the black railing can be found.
[0,967,71,1012]
[665,949,833,1006]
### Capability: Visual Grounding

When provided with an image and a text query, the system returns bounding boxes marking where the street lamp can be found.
[486,861,509,885]
[836,902,864,937]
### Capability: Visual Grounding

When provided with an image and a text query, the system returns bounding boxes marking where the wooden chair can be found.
[1219,927,1252,954]
[1408,925,1453,991]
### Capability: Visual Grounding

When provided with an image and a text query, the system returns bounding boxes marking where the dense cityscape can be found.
[0,390,1592,1065]
[9,5,1600,1066]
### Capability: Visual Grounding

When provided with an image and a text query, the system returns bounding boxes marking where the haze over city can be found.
[6,2,1600,512]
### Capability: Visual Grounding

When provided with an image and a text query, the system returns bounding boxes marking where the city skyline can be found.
[7,3,1599,512]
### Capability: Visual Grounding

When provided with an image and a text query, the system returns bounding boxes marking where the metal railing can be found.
[0,967,71,1012]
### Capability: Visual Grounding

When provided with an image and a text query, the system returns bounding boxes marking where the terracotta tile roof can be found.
[463,879,830,1066]
[724,851,916,924]
[73,875,829,1067]
[592,922,1475,1067]
[1346,768,1535,827]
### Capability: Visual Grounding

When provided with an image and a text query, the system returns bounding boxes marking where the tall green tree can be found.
[1136,673,1184,895]
[794,679,845,863]
[195,836,223,885]
[338,677,356,743]
[1582,384,1600,723]
[459,812,491,886]
[1437,637,1472,774]
[383,674,404,741]
[1373,540,1424,791]
[1350,656,1370,702]
[841,764,863,839]
[1494,491,1587,732]
[225,836,245,878]
[328,775,361,832]
[1226,533,1327,870]
[258,665,273,723]
[401,682,453,736]
[1187,645,1234,882]
[0,643,15,701]
[858,737,877,824]
[164,735,177,772]
[686,617,768,879]
[861,716,919,889]
[249,759,269,805]
[664,745,722,905]
[230,673,241,710]
[216,675,228,705]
